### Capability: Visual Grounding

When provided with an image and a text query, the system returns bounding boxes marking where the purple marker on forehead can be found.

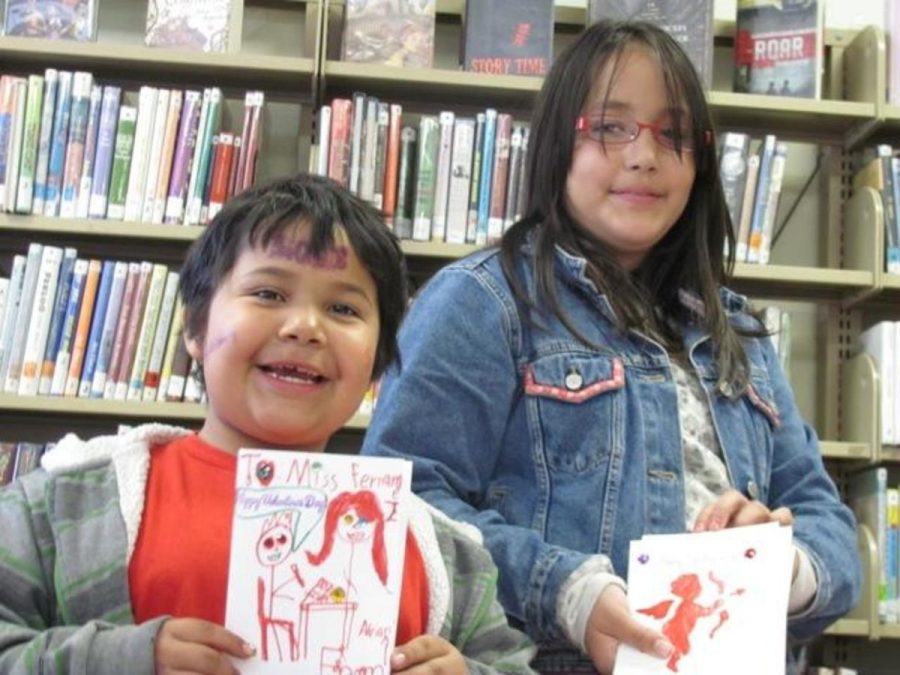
[266,232,349,270]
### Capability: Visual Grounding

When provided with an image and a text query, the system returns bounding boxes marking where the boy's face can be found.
[187,222,380,453]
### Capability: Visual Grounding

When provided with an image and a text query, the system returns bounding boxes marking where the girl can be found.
[362,20,860,674]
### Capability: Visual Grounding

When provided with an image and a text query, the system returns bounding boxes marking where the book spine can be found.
[412,116,439,241]
[89,261,129,398]
[393,126,417,240]
[155,296,184,402]
[503,124,524,233]
[232,91,254,191]
[746,134,777,264]
[87,86,122,219]
[0,255,27,379]
[140,87,172,223]
[101,261,140,399]
[466,112,486,244]
[105,106,138,220]
[113,261,154,400]
[164,329,191,402]
[431,110,456,242]
[151,88,183,224]
[0,77,17,211]
[885,151,900,274]
[127,264,169,401]
[3,243,44,392]
[164,89,202,224]
[49,258,89,396]
[75,84,103,219]
[37,247,78,395]
[207,132,234,220]
[77,260,115,397]
[59,72,93,218]
[382,103,403,225]
[718,131,750,237]
[239,91,264,192]
[349,92,367,195]
[315,105,332,177]
[142,271,179,401]
[65,259,103,397]
[487,112,513,243]
[514,126,529,222]
[445,117,475,245]
[30,69,59,215]
[4,78,27,213]
[199,134,220,224]
[758,142,788,265]
[187,87,222,225]
[124,86,159,222]
[43,71,74,217]
[735,151,761,262]
[359,97,379,203]
[14,74,45,214]
[18,245,64,396]
[328,98,353,188]
[475,109,498,245]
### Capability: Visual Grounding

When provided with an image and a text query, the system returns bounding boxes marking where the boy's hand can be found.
[585,585,673,675]
[154,618,255,675]
[390,635,467,674]
[693,488,794,532]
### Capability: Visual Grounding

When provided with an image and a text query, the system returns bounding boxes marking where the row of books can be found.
[0,241,205,405]
[0,440,52,487]
[313,95,529,246]
[848,465,900,625]
[0,69,264,226]
[852,145,900,274]
[718,132,789,265]
[806,669,858,675]
[858,321,900,447]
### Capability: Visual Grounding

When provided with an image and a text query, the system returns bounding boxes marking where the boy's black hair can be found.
[179,173,408,380]
[501,19,761,396]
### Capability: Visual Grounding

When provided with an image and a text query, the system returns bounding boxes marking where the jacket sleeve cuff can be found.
[557,556,626,652]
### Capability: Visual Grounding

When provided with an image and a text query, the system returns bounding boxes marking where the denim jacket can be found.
[362,242,860,671]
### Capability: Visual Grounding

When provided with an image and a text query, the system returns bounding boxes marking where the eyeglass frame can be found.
[574,114,713,153]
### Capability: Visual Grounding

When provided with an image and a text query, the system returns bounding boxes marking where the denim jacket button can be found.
[746,480,759,500]
[565,370,583,391]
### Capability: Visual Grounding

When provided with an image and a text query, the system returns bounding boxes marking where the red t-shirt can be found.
[129,434,428,644]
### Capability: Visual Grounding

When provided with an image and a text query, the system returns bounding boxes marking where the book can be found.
[49,257,89,396]
[475,108,498,245]
[155,296,184,402]
[42,69,73,217]
[745,134,777,265]
[224,449,411,673]
[3,77,27,213]
[127,265,171,401]
[487,113,513,243]
[140,270,179,401]
[14,73,45,214]
[37,247,77,395]
[430,110,455,242]
[164,89,202,224]
[588,0,714,89]
[0,255,26,381]
[755,141,788,265]
[140,88,172,223]
[145,0,240,53]
[65,258,102,397]
[381,103,402,226]
[89,260,130,399]
[393,125,416,240]
[445,117,475,245]
[87,85,122,219]
[734,0,824,99]
[59,71,93,218]
[77,259,116,397]
[106,105,138,220]
[466,112,486,243]
[3,0,98,41]
[735,150,761,263]
[3,243,43,393]
[124,86,160,223]
[718,132,751,244]
[462,0,554,77]
[103,261,142,400]
[854,147,900,274]
[151,88,182,223]
[341,0,435,68]
[31,68,59,215]
[315,104,332,178]
[74,84,103,218]
[503,124,524,233]
[411,115,439,241]
[0,442,16,486]
[18,245,65,396]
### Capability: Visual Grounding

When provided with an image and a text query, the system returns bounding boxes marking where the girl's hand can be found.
[390,635,466,674]
[693,488,794,532]
[584,585,673,675]
[154,617,255,675]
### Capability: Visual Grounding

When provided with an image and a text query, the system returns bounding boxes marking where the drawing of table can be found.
[299,599,359,669]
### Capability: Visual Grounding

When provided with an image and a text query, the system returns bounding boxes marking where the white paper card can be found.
[615,523,794,675]
[225,449,412,674]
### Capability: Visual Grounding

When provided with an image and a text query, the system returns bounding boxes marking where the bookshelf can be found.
[1,1,899,668]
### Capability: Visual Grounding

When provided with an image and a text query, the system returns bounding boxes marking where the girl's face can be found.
[564,44,697,271]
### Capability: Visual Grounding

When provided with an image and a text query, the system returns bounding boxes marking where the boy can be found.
[0,174,537,674]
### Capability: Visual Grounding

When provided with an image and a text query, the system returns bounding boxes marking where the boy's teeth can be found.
[266,364,322,383]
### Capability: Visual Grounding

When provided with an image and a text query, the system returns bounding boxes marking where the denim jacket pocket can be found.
[523,354,625,474]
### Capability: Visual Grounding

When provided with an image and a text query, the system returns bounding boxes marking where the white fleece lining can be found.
[406,493,449,635]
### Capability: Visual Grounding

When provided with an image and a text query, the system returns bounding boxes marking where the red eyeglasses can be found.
[575,114,712,152]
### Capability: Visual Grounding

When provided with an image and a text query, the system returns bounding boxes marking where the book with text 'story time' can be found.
[145,0,242,53]
[225,449,411,674]
[462,0,554,77]
[341,0,435,69]
[588,0,714,89]
[3,0,97,41]
[734,0,824,99]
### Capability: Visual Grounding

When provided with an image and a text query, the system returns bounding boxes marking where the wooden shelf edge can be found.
[820,441,872,461]
[0,213,203,241]
[733,263,873,288]
[825,618,870,637]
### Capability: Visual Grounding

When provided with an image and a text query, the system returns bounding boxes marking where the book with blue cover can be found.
[3,0,98,41]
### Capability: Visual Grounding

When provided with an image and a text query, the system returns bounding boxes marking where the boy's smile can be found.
[187,222,380,454]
